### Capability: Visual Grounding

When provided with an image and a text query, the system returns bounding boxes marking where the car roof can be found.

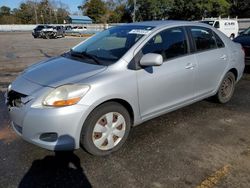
[125,20,193,28]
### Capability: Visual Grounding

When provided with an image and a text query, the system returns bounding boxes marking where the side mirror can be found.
[140,53,163,67]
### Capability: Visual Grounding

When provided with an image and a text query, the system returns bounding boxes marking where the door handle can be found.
[185,63,195,69]
[220,55,227,60]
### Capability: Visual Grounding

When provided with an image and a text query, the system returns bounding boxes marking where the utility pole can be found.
[54,9,58,24]
[33,0,38,24]
[41,14,44,24]
[133,0,136,22]
[49,8,52,24]
[34,5,38,24]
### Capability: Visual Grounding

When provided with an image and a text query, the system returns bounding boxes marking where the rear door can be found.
[188,26,228,97]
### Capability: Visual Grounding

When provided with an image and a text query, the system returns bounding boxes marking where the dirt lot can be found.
[0,32,250,188]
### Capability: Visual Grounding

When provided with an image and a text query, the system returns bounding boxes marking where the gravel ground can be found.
[0,32,250,188]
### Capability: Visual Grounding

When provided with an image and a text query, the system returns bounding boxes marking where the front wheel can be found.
[215,72,236,103]
[44,33,50,39]
[80,102,131,156]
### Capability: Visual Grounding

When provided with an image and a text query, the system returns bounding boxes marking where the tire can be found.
[44,33,51,39]
[215,72,236,104]
[80,102,131,156]
[230,34,235,40]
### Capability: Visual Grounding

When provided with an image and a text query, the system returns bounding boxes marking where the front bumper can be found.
[9,100,90,151]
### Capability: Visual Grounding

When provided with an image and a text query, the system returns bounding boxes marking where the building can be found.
[68,15,93,24]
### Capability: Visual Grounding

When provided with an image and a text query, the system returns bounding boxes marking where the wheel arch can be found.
[214,68,238,95]
[228,68,238,81]
[94,98,135,126]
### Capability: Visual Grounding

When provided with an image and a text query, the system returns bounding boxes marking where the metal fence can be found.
[0,19,249,32]
[0,24,107,32]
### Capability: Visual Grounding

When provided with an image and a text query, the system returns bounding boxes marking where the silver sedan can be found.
[6,21,245,156]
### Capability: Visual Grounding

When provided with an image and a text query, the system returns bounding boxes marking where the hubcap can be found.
[92,112,126,150]
[221,77,233,98]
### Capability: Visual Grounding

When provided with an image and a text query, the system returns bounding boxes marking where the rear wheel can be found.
[80,102,131,156]
[215,72,235,103]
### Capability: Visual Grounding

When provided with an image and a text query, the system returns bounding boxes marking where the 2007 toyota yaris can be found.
[5,21,245,156]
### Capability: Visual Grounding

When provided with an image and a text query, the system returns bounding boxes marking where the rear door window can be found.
[190,26,217,52]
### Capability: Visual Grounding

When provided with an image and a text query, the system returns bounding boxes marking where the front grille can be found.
[7,90,28,108]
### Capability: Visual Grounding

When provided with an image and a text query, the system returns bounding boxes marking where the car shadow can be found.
[18,136,92,188]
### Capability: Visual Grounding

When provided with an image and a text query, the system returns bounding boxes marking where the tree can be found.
[17,2,36,24]
[131,0,173,21]
[0,6,15,24]
[108,4,131,23]
[1,0,249,24]
[127,0,230,21]
[0,6,11,16]
[83,0,108,23]
[229,0,250,18]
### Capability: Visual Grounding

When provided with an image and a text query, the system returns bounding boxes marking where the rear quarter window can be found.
[213,32,225,48]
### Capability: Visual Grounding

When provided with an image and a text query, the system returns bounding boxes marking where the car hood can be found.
[22,56,106,87]
[234,35,250,46]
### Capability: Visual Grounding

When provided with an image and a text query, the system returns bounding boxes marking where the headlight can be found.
[43,85,90,107]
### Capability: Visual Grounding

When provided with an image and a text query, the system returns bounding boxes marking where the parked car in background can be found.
[65,25,72,31]
[6,21,245,156]
[32,25,48,38]
[40,25,65,39]
[71,26,87,33]
[234,27,250,65]
[201,18,239,39]
[55,26,65,38]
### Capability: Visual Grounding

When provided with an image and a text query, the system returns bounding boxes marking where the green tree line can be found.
[0,0,250,24]
[0,0,69,24]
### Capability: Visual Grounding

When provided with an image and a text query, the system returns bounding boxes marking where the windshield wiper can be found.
[82,51,101,65]
[70,49,101,65]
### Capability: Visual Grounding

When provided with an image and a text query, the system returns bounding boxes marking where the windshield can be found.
[201,21,215,26]
[70,25,154,65]
[36,25,44,29]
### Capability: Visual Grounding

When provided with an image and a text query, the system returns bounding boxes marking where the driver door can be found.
[136,27,197,119]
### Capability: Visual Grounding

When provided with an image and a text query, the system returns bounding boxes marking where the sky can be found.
[0,0,83,14]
